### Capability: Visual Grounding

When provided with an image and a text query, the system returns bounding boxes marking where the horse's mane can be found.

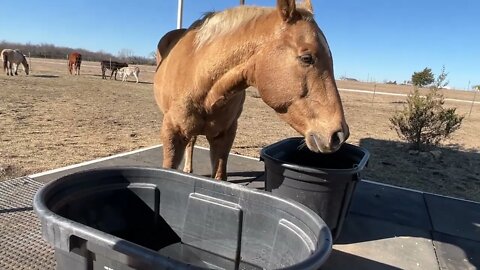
[192,6,272,49]
[192,6,314,49]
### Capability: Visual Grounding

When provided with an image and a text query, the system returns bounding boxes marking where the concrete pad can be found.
[349,180,432,230]
[324,213,438,270]
[433,232,480,270]
[32,146,265,186]
[33,155,156,183]
[425,193,480,241]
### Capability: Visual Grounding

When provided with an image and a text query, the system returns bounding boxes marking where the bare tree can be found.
[117,48,134,63]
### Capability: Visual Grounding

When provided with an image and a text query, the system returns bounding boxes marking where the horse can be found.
[118,66,140,83]
[154,0,349,180]
[68,52,82,75]
[2,49,29,76]
[100,60,128,80]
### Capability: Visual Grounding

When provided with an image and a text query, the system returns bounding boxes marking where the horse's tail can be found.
[2,51,7,72]
[76,54,82,65]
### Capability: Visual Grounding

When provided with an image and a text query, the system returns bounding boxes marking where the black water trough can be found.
[261,137,370,241]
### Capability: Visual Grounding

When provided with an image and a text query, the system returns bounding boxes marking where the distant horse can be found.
[68,52,82,75]
[118,66,140,83]
[154,0,349,180]
[2,49,29,76]
[100,60,128,80]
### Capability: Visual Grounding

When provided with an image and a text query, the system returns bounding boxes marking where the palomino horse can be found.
[154,0,349,180]
[68,52,82,75]
[2,49,29,76]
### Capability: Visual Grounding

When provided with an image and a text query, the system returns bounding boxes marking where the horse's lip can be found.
[305,133,321,153]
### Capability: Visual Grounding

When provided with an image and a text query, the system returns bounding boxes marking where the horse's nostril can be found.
[330,131,345,149]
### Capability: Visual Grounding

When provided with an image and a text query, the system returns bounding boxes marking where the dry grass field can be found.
[1,58,479,201]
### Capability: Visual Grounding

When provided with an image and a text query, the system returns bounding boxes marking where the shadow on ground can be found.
[358,137,480,202]
[30,74,59,78]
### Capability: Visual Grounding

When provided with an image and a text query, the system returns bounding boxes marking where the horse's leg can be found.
[14,63,18,75]
[134,73,139,83]
[161,117,188,170]
[183,136,197,173]
[110,70,114,80]
[8,62,13,76]
[206,121,238,180]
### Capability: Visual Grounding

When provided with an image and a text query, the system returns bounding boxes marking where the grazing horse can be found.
[118,66,140,83]
[2,49,29,76]
[154,0,349,180]
[68,52,82,75]
[100,60,128,80]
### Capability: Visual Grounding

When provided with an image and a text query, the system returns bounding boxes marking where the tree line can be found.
[0,40,155,65]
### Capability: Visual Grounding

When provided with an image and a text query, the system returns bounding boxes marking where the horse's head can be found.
[253,0,348,153]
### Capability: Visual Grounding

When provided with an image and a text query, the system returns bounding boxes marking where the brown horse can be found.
[68,52,82,75]
[154,0,349,180]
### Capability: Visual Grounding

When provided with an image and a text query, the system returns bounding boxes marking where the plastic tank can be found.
[260,137,370,241]
[34,167,332,270]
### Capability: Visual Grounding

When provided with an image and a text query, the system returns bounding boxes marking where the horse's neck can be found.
[197,16,274,83]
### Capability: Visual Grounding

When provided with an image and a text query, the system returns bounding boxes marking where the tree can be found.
[149,51,157,60]
[411,67,434,87]
[390,68,464,150]
[117,48,134,62]
[432,65,449,89]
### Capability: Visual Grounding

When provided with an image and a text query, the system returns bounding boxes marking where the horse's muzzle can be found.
[306,126,349,153]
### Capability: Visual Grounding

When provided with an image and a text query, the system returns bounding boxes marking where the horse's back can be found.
[69,52,81,61]
[2,49,23,62]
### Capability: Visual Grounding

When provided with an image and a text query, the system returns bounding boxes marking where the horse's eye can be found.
[299,54,314,65]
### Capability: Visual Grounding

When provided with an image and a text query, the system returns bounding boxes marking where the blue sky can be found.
[1,0,478,89]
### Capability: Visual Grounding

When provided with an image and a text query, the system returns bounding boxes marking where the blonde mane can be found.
[193,6,314,49]
[193,6,273,49]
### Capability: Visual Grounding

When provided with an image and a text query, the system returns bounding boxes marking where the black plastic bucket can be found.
[260,137,370,241]
[34,167,332,270]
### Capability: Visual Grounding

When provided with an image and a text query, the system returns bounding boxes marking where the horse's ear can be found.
[156,29,187,67]
[300,0,313,13]
[277,0,296,22]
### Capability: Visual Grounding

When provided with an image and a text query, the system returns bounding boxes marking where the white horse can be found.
[1,49,29,76]
[118,66,140,83]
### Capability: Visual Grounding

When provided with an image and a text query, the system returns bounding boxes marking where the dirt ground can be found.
[1,58,479,201]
